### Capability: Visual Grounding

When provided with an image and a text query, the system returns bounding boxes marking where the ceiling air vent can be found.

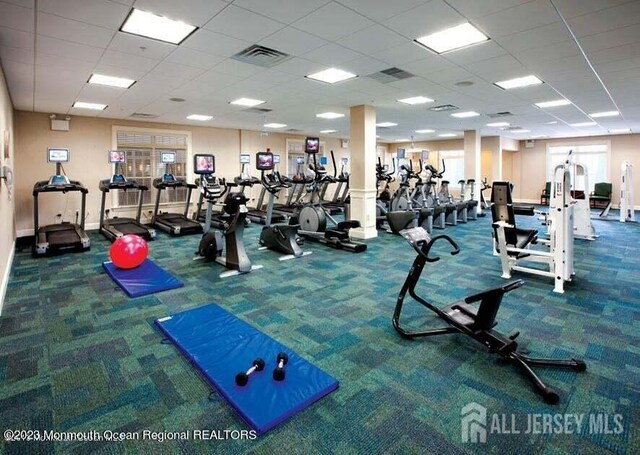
[243,107,272,114]
[429,104,459,112]
[286,128,302,132]
[487,111,513,118]
[503,126,523,131]
[130,113,159,119]
[367,67,415,84]
[232,44,291,68]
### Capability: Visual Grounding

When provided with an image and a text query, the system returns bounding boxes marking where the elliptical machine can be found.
[257,151,311,260]
[193,154,262,278]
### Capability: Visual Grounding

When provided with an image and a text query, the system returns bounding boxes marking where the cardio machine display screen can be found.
[256,152,274,171]
[296,157,305,165]
[274,154,281,164]
[194,154,215,174]
[319,156,328,165]
[109,150,126,163]
[421,150,429,160]
[161,152,176,164]
[305,137,319,153]
[396,148,406,159]
[48,148,69,163]
[341,158,348,165]
[240,154,251,164]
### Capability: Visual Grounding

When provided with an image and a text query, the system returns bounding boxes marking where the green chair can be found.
[590,182,612,209]
[540,181,551,205]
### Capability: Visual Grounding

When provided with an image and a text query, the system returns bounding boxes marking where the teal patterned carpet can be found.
[0,210,638,454]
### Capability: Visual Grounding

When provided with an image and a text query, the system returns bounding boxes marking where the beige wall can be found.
[513,134,640,205]
[0,64,16,313]
[13,111,365,234]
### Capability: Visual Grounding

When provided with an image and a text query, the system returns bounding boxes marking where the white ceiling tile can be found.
[340,25,407,55]
[464,54,529,80]
[443,41,508,66]
[232,0,331,24]
[302,43,363,66]
[37,35,104,63]
[568,2,640,38]
[385,0,466,41]
[550,0,632,19]
[133,0,228,26]
[2,0,35,8]
[202,5,285,42]
[580,24,640,52]
[445,0,534,20]
[336,0,428,21]
[292,2,374,41]
[246,68,299,85]
[0,1,34,32]
[342,56,389,76]
[400,54,456,77]
[259,27,328,56]
[164,47,225,70]
[0,27,33,49]
[511,40,579,66]
[38,0,130,29]
[182,28,252,57]
[211,58,263,77]
[267,57,324,76]
[36,52,95,74]
[472,0,559,38]
[2,61,34,108]
[99,49,159,72]
[91,63,147,80]
[0,44,34,64]
[37,12,115,48]
[108,33,175,60]
[77,83,129,103]
[146,61,205,84]
[495,22,571,53]
[371,42,433,67]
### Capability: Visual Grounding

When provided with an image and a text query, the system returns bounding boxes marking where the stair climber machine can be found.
[320,151,349,214]
[193,154,262,278]
[152,151,203,236]
[438,178,468,225]
[33,147,90,256]
[272,156,311,217]
[99,150,156,241]
[377,157,421,234]
[458,179,479,221]
[292,137,367,253]
[257,151,311,260]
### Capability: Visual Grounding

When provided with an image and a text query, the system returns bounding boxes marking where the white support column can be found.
[464,130,481,213]
[349,105,378,239]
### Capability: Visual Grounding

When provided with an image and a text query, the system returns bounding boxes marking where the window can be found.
[114,130,189,207]
[438,150,465,183]
[547,143,609,192]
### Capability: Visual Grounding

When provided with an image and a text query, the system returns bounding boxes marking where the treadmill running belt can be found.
[47,229,80,245]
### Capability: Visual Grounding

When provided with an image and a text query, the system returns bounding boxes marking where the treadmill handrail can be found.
[33,179,88,195]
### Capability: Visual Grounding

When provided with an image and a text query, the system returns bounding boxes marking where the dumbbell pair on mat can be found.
[235,352,288,387]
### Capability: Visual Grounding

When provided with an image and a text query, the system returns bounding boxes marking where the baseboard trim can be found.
[0,239,16,317]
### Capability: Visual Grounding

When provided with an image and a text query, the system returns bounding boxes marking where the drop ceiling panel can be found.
[336,0,428,22]
[0,44,34,65]
[494,22,571,54]
[567,1,640,38]
[202,5,285,42]
[302,43,363,66]
[233,0,331,24]
[464,54,527,80]
[267,57,324,77]
[512,40,579,66]
[552,0,635,19]
[99,50,159,72]
[76,84,128,103]
[371,42,433,67]
[445,0,534,20]
[133,0,228,26]
[145,61,205,85]
[0,27,33,49]
[91,63,147,80]
[386,0,466,40]
[182,29,252,57]
[472,0,559,38]
[108,33,176,60]
[36,12,115,48]
[3,0,35,7]
[211,58,263,78]
[293,2,374,41]
[36,52,95,74]
[163,47,225,70]
[0,1,34,32]
[36,35,104,63]
[340,25,407,55]
[2,61,34,109]
[580,24,640,53]
[38,0,130,29]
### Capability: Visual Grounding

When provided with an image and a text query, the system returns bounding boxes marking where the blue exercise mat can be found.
[155,303,339,435]
[103,259,184,298]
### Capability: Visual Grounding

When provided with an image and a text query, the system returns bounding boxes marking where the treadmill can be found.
[32,148,91,257]
[152,151,203,236]
[99,151,156,241]
[272,156,310,216]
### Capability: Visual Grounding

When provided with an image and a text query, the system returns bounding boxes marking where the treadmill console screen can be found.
[296,157,305,165]
[48,148,69,163]
[319,156,328,165]
[256,152,274,171]
[163,173,176,183]
[421,150,429,160]
[194,154,215,174]
[305,137,319,154]
[161,152,176,164]
[240,154,251,164]
[341,158,348,166]
[274,154,281,164]
[109,151,126,163]
[49,175,68,185]
[396,148,406,159]
[111,174,126,184]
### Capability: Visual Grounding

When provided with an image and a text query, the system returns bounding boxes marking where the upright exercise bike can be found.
[193,154,262,277]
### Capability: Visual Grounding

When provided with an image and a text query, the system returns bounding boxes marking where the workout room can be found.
[0,1,638,454]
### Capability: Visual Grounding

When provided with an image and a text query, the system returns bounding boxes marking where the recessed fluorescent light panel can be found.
[73,101,107,110]
[398,96,434,105]
[316,112,345,119]
[230,98,265,107]
[120,9,197,45]
[438,133,457,137]
[396,138,410,142]
[570,122,596,127]
[590,110,619,118]
[511,129,531,133]
[264,123,287,128]
[376,122,397,128]
[535,99,571,108]
[451,111,480,118]
[306,68,357,84]
[187,114,213,121]
[486,122,509,127]
[608,128,630,133]
[415,129,435,133]
[415,22,489,54]
[88,74,135,89]
[494,75,543,90]
[320,129,337,134]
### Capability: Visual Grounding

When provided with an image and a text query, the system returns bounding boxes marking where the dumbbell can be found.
[272,352,288,381]
[235,358,265,386]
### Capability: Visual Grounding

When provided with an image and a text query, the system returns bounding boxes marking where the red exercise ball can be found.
[110,235,148,269]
